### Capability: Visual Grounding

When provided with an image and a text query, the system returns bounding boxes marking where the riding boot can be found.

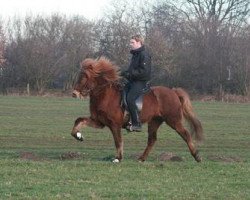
[132,110,142,131]
[126,109,142,132]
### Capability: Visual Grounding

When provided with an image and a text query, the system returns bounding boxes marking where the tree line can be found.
[0,0,249,96]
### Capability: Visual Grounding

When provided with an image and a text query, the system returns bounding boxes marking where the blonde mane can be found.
[80,56,121,83]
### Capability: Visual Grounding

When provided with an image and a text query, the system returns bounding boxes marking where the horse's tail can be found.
[173,88,204,143]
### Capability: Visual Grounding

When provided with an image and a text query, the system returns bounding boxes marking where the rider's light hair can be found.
[131,34,144,45]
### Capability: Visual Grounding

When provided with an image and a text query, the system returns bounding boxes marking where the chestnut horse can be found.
[71,57,203,162]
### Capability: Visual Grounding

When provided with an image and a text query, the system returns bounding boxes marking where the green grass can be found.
[0,96,250,199]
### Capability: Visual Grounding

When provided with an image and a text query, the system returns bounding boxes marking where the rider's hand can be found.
[121,70,130,79]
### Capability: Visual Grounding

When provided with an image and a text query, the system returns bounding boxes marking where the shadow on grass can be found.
[18,150,245,164]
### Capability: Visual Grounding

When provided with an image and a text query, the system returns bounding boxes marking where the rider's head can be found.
[130,34,144,50]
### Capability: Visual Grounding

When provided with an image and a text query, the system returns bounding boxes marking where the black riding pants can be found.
[126,81,147,124]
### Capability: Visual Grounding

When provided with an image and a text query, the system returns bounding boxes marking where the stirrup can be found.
[125,123,142,132]
[125,122,133,132]
[131,125,142,132]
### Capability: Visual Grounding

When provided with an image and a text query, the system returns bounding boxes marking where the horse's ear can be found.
[81,58,95,70]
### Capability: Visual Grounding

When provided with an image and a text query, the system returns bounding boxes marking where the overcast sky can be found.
[0,0,111,20]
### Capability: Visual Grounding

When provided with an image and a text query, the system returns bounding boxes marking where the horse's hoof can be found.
[76,132,84,141]
[138,157,145,162]
[195,155,202,162]
[112,158,120,163]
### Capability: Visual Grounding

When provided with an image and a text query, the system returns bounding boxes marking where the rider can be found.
[122,34,151,132]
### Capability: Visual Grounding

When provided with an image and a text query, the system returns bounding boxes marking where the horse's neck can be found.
[89,84,120,121]
[89,84,120,106]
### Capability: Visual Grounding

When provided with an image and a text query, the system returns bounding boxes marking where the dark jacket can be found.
[125,45,151,81]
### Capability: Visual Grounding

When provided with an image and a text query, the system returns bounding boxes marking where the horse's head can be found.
[72,58,97,99]
[72,57,120,99]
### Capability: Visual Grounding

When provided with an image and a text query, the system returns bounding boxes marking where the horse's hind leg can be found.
[170,121,201,162]
[139,119,163,162]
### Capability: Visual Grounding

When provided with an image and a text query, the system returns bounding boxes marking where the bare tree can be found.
[94,1,138,68]
[228,24,250,95]
[5,14,95,93]
[157,0,250,94]
[59,16,95,90]
[0,21,5,67]
[94,0,155,70]
[2,0,249,96]
[0,21,7,94]
[147,3,185,86]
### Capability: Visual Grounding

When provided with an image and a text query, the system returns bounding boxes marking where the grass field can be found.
[0,95,249,199]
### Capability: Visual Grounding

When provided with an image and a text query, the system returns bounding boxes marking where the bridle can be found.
[78,73,118,97]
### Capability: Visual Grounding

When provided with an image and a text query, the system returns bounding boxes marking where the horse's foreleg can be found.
[110,126,123,162]
[139,119,162,162]
[71,117,104,141]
